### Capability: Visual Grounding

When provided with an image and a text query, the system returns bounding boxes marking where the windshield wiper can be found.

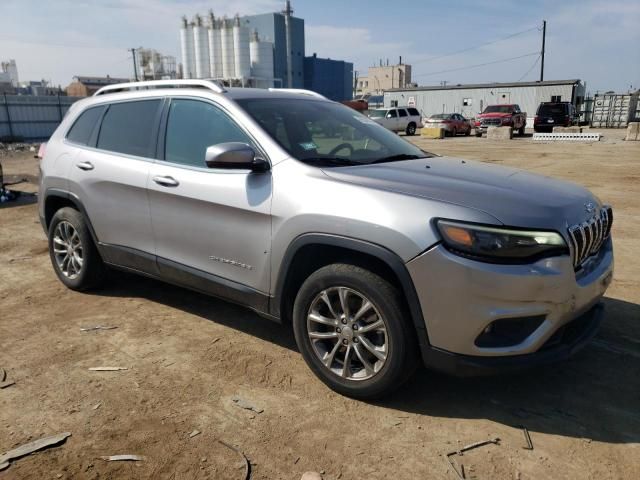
[370,153,425,164]
[301,157,361,167]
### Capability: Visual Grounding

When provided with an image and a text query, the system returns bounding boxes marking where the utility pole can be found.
[129,48,139,81]
[540,20,546,82]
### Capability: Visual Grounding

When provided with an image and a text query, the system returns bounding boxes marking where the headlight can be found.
[436,220,568,263]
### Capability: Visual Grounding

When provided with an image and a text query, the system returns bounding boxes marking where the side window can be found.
[513,105,521,113]
[398,109,408,117]
[66,106,104,146]
[388,109,398,118]
[97,100,161,157]
[407,108,420,116]
[165,99,254,167]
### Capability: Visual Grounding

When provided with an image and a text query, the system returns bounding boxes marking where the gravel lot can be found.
[1,130,639,479]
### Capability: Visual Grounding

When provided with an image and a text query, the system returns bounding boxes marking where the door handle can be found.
[76,161,94,171]
[152,175,179,187]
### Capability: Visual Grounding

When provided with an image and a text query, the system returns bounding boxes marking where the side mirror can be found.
[204,142,269,172]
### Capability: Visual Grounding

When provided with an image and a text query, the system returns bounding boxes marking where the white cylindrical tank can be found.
[193,15,210,79]
[220,18,235,79]
[179,17,195,79]
[250,31,274,87]
[233,16,251,80]
[207,13,223,78]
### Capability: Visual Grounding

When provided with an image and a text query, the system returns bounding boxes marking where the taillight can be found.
[36,142,47,159]
[534,116,540,124]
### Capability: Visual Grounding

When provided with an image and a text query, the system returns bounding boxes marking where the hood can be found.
[478,112,512,118]
[321,157,600,232]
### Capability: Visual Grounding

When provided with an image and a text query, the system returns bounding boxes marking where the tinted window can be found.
[398,109,408,117]
[407,108,420,116]
[66,106,104,145]
[165,99,253,167]
[388,109,398,118]
[97,100,161,157]
[538,104,567,115]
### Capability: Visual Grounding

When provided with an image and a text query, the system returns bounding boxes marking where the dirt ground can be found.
[1,129,639,480]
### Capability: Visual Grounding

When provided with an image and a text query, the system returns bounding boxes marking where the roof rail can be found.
[267,88,327,99]
[94,79,226,96]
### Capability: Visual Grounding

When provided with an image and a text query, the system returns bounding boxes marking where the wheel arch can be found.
[271,234,430,349]
[44,189,99,245]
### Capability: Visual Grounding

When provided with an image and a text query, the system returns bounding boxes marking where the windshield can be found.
[483,105,513,114]
[236,99,433,167]
[368,109,387,118]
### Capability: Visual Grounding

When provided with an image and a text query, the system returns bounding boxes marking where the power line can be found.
[412,26,540,66]
[413,52,540,79]
[517,55,541,82]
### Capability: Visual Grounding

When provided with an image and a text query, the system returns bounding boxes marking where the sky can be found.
[1,0,638,94]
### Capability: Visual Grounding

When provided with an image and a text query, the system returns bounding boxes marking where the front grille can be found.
[567,206,613,269]
[482,118,502,126]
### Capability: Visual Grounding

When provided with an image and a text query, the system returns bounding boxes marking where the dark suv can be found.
[534,102,578,132]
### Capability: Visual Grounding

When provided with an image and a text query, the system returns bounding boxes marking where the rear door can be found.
[68,99,161,271]
[148,97,272,294]
[397,108,409,130]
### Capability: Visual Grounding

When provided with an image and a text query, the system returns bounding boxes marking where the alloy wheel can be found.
[52,221,83,279]
[307,286,388,381]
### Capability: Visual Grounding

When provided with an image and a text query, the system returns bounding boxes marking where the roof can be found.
[386,79,581,93]
[72,76,130,86]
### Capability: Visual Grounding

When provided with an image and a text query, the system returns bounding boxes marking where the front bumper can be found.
[406,239,613,374]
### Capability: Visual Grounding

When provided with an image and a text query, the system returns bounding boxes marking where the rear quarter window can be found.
[66,106,105,146]
[407,108,420,116]
[97,100,161,158]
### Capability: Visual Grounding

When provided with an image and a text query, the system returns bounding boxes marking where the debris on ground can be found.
[88,367,128,372]
[189,430,201,438]
[301,472,323,480]
[232,396,264,414]
[100,455,144,462]
[80,325,118,332]
[519,425,534,450]
[92,402,102,410]
[0,368,15,389]
[0,432,71,471]
[218,440,250,480]
[445,437,501,479]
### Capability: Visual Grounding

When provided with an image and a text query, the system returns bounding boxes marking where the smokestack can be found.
[283,1,293,87]
[399,55,402,65]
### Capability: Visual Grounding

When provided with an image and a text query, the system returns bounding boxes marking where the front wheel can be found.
[292,264,418,399]
[48,207,105,291]
[405,122,417,136]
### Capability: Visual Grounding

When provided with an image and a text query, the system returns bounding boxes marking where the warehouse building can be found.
[384,79,585,124]
[303,54,353,101]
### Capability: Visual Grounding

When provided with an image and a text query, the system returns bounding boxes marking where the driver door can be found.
[148,97,272,293]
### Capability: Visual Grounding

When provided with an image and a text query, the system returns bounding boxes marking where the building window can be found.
[390,100,398,107]
[463,98,472,106]
[551,95,562,102]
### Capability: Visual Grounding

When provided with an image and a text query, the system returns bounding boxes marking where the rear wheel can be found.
[292,264,418,399]
[48,207,105,291]
[405,122,417,136]
[464,127,471,136]
[475,130,483,137]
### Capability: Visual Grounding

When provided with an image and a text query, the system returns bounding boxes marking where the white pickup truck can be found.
[368,107,423,135]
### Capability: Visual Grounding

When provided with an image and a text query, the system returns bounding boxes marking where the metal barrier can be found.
[0,94,82,141]
[532,132,601,142]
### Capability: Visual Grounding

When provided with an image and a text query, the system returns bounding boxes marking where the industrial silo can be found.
[207,12,223,78]
[233,15,251,80]
[193,14,210,79]
[250,31,274,88]
[179,16,195,79]
[220,17,235,79]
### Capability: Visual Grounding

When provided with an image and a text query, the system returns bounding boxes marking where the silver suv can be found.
[38,80,614,399]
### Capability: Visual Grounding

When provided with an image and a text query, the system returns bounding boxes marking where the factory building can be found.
[179,1,303,88]
[303,54,353,101]
[384,79,586,125]
[134,48,177,80]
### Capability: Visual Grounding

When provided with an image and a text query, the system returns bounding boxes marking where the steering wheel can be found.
[327,143,354,157]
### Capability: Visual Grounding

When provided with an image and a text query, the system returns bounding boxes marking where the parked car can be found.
[39,80,614,399]
[534,102,579,132]
[368,107,423,135]
[475,104,527,136]
[423,113,472,136]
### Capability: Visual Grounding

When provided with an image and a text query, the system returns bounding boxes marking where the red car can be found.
[474,104,527,136]
[423,113,472,136]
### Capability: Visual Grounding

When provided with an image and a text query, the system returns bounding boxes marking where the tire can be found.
[292,263,418,399]
[475,131,483,137]
[48,207,105,291]
[405,122,416,136]
[464,127,471,136]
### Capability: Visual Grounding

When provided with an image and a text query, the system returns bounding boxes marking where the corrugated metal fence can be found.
[0,94,82,141]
